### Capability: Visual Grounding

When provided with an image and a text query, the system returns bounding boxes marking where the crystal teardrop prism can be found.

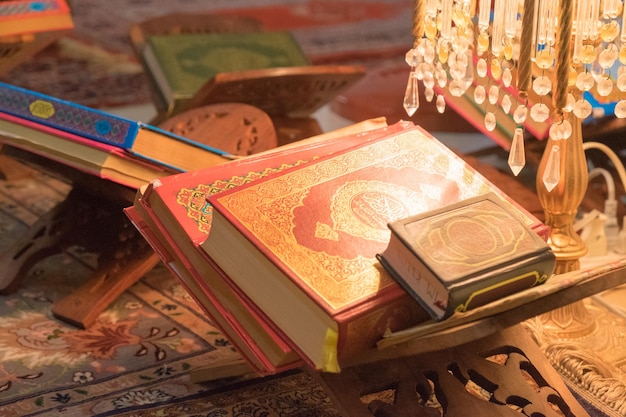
[403,71,419,116]
[508,128,526,176]
[542,145,561,192]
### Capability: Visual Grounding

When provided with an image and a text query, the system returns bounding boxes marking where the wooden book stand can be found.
[178,65,365,145]
[0,153,158,328]
[316,324,590,417]
[0,102,278,328]
[129,12,265,122]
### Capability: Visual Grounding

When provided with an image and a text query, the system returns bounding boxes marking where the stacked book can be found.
[0,81,554,375]
[126,119,554,375]
[0,82,237,192]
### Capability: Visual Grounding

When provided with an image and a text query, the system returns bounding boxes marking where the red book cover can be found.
[125,204,297,375]
[132,120,403,372]
[0,0,74,36]
[203,122,550,372]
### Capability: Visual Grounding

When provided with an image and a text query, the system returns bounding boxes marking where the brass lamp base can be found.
[527,113,626,415]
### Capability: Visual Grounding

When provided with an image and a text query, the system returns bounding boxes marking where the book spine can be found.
[0,0,68,20]
[133,198,297,375]
[0,82,138,148]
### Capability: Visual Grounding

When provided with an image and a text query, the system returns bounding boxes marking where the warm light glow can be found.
[405,0,626,187]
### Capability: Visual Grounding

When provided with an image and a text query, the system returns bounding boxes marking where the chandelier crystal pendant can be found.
[404,0,626,191]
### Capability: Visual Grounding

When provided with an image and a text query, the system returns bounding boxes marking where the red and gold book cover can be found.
[133,121,409,372]
[204,123,550,371]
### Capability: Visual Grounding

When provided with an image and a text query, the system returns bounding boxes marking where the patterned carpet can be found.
[4,1,613,416]
[0,1,413,416]
[0,172,340,417]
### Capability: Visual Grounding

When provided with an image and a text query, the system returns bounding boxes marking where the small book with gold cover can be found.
[378,193,556,321]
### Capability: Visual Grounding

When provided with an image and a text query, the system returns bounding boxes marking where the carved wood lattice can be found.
[316,325,588,417]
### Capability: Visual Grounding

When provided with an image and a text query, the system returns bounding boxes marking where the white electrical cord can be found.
[583,142,626,197]
[588,167,616,202]
[583,142,626,252]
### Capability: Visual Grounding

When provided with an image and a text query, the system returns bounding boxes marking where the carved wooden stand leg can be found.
[315,324,589,417]
[0,187,159,328]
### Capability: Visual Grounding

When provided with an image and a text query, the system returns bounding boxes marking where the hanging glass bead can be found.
[490,58,502,80]
[484,111,497,131]
[535,49,555,69]
[589,63,602,82]
[596,77,613,96]
[423,71,435,89]
[600,21,620,42]
[513,104,528,124]
[424,18,437,39]
[448,79,467,97]
[530,103,550,122]
[618,73,626,92]
[503,37,514,60]
[573,99,592,119]
[532,75,552,96]
[549,119,572,140]
[501,94,512,114]
[436,95,446,113]
[615,100,626,118]
[580,44,597,65]
[542,145,561,192]
[474,85,486,104]
[477,32,489,55]
[488,85,499,105]
[575,72,595,91]
[415,63,425,80]
[425,87,435,102]
[599,47,618,69]
[424,42,436,64]
[508,128,526,176]
[449,60,466,80]
[403,71,419,116]
[568,67,578,86]
[502,68,512,88]
[476,58,488,78]
[405,48,418,66]
[436,68,448,88]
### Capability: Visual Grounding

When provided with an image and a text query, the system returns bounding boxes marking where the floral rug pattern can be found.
[0,255,237,417]
[0,174,339,417]
[0,1,411,415]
